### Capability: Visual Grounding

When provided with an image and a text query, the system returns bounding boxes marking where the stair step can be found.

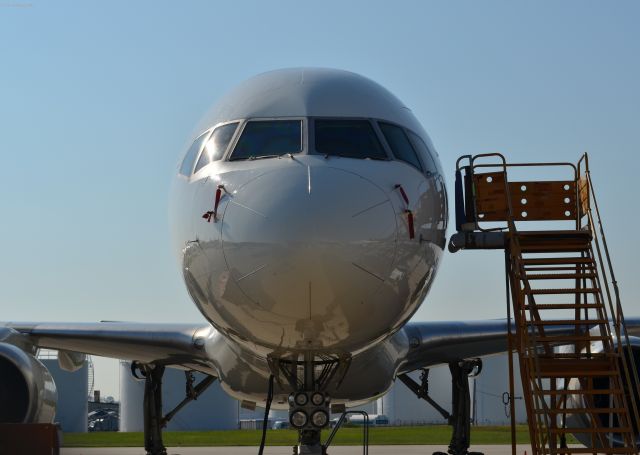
[523,265,597,272]
[550,426,632,434]
[524,303,605,310]
[535,358,618,377]
[527,335,611,343]
[539,448,637,454]
[520,244,591,253]
[522,257,594,265]
[526,319,609,326]
[537,370,619,378]
[525,273,597,280]
[536,353,619,359]
[526,287,600,295]
[539,388,624,395]
[535,407,625,414]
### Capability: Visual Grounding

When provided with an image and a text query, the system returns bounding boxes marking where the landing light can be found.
[290,410,308,428]
[311,410,329,428]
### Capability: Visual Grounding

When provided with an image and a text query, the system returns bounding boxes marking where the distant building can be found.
[376,353,527,426]
[472,353,527,425]
[378,366,451,426]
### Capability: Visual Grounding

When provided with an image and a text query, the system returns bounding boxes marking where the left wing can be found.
[398,317,640,374]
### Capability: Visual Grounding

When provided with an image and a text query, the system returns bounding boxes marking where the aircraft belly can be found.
[209,328,409,408]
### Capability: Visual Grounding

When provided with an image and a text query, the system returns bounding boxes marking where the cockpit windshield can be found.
[229,120,302,161]
[179,131,211,176]
[194,122,238,173]
[314,120,387,160]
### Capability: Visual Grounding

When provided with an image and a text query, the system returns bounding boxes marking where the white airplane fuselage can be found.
[168,68,448,406]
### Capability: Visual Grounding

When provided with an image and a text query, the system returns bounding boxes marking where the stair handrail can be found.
[459,157,577,233]
[323,411,369,455]
[578,153,640,447]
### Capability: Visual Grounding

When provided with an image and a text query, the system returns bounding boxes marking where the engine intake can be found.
[0,341,57,424]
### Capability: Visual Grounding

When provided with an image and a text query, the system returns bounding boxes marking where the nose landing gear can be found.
[288,390,331,454]
[268,354,351,455]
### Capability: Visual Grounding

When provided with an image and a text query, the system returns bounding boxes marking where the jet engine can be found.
[0,341,57,424]
[563,336,640,447]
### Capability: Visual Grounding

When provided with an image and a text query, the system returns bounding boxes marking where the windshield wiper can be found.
[324,153,389,161]
[249,154,281,161]
[229,154,281,162]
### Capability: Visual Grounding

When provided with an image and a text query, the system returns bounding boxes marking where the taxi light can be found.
[311,392,324,406]
[294,392,308,406]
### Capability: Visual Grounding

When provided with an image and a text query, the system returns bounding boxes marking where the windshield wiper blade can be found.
[249,154,281,161]
[325,153,389,161]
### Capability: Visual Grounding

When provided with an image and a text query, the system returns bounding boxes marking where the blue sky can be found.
[1,1,639,399]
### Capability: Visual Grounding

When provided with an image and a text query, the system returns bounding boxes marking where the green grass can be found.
[63,425,567,447]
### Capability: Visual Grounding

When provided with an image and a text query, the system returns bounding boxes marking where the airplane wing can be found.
[398,317,640,374]
[5,317,640,377]
[1,321,217,375]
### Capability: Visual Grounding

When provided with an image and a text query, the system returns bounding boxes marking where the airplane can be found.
[1,68,638,455]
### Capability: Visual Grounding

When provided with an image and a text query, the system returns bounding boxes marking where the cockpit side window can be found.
[379,122,423,172]
[314,120,388,160]
[179,131,211,176]
[194,122,238,173]
[229,120,302,161]
[407,131,438,176]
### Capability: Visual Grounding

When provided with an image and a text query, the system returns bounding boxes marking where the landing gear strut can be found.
[269,355,350,455]
[141,364,166,455]
[399,359,483,455]
[131,362,216,455]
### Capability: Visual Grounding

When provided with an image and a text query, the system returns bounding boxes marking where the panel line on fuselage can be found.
[228,200,268,218]
[351,262,385,282]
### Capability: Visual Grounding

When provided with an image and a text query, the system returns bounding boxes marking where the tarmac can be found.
[61,445,536,455]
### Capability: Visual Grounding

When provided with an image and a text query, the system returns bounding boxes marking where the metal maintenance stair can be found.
[449,154,640,455]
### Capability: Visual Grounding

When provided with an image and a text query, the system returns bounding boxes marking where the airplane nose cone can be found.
[221,164,397,345]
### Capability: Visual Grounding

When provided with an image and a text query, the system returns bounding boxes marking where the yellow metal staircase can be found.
[450,154,640,454]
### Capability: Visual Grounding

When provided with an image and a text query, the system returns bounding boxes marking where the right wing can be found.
[2,321,217,374]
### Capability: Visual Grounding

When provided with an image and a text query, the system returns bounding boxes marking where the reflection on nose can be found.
[220,165,397,321]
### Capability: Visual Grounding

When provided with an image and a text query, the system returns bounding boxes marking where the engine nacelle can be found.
[0,340,57,424]
[563,336,640,447]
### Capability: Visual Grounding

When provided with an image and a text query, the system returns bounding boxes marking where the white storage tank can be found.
[380,364,452,426]
[473,353,527,425]
[119,361,238,431]
[40,354,88,433]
